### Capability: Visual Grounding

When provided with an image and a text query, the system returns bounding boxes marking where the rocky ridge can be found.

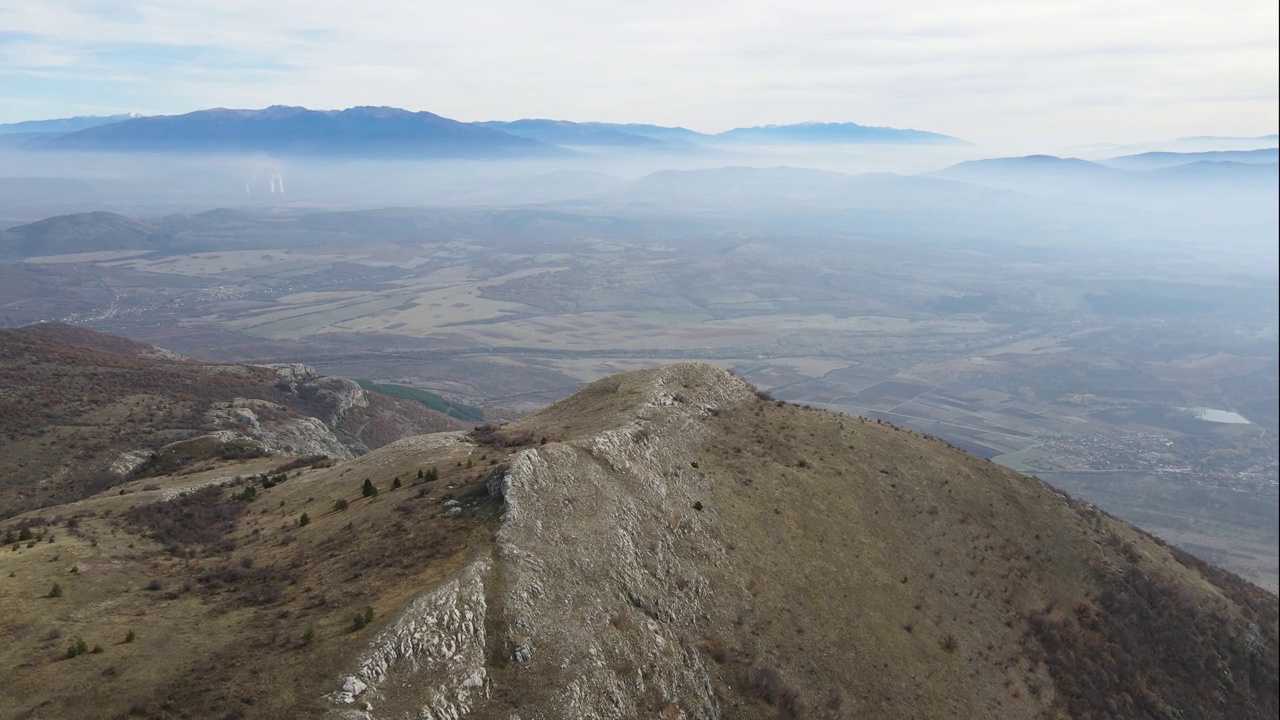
[0,361,1274,720]
[316,363,1277,720]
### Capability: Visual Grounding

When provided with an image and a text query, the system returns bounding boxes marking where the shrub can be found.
[333,499,348,512]
[424,466,438,481]
[48,582,63,598]
[350,606,374,632]
[301,627,316,646]
[126,485,247,555]
[470,424,534,448]
[91,645,104,654]
[125,629,136,643]
[298,513,310,527]
[361,479,377,498]
[67,638,88,658]
[748,663,802,717]
[392,477,401,489]
[703,637,728,663]
[940,634,958,653]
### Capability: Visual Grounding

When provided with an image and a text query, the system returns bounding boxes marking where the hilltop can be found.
[0,361,1274,719]
[0,324,467,518]
[0,212,164,259]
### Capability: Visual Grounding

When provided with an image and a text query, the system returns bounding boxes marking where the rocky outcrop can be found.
[485,363,753,718]
[327,561,491,719]
[261,363,319,383]
[264,363,370,425]
[207,399,353,459]
[107,449,152,478]
[326,363,756,719]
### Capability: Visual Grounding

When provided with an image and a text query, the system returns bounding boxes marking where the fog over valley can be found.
[1,107,1275,595]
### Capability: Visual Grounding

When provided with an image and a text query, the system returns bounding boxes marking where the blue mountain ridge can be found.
[18,106,967,156]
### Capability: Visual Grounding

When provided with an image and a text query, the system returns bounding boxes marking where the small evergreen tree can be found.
[66,638,88,658]
[361,479,377,498]
[48,582,62,598]
[298,512,310,527]
[392,477,402,489]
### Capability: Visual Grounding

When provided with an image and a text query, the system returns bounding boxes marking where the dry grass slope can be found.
[0,325,465,518]
[0,361,1273,720]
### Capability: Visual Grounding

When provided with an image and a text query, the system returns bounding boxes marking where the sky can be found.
[0,0,1276,150]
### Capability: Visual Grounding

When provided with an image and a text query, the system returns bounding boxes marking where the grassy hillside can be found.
[0,325,464,518]
[0,362,1273,719]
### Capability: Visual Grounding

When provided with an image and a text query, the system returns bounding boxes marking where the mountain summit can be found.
[41,106,559,158]
[0,360,1275,719]
[12,107,966,156]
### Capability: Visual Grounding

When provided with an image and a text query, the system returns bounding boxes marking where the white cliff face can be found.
[324,363,757,720]
[486,364,754,719]
[296,376,370,424]
[327,561,492,720]
[261,363,319,382]
[262,363,370,425]
[206,400,353,460]
[107,449,152,477]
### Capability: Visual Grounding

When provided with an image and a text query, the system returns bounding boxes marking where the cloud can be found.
[0,0,1275,149]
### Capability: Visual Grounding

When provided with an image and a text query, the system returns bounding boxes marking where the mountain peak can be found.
[1,346,1275,719]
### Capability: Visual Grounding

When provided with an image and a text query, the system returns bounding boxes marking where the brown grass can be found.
[1,363,1275,719]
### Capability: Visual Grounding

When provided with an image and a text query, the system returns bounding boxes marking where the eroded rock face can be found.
[107,449,152,478]
[325,363,756,720]
[261,363,319,382]
[486,363,754,718]
[207,399,353,460]
[263,363,370,425]
[327,561,491,720]
[295,376,370,425]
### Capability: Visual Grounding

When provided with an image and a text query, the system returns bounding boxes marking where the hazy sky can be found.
[1,0,1276,149]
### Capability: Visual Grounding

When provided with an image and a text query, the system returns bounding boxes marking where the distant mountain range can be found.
[37,106,557,158]
[0,114,137,135]
[478,119,965,148]
[6,106,966,158]
[929,152,1278,219]
[714,121,962,145]
[1101,147,1278,171]
[934,152,1278,189]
